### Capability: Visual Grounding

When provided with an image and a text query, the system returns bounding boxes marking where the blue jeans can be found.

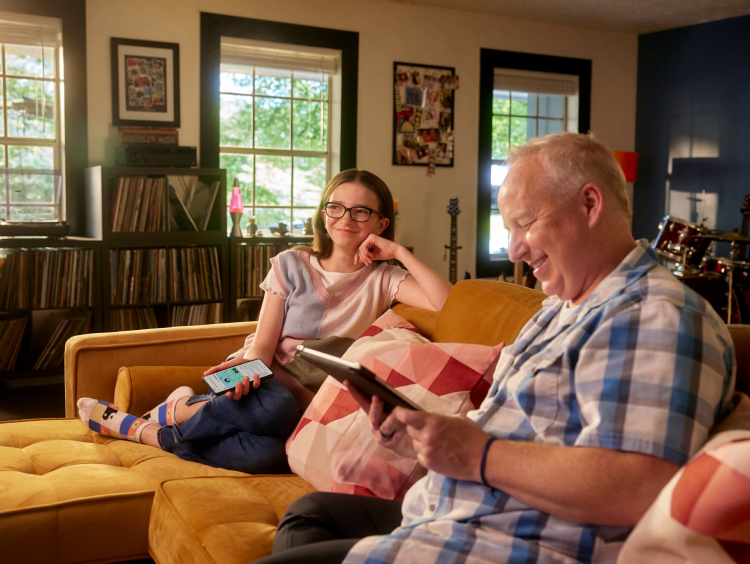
[156,379,300,474]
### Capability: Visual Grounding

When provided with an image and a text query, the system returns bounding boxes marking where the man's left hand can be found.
[393,407,490,482]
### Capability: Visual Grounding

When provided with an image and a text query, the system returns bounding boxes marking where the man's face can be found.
[499,156,592,302]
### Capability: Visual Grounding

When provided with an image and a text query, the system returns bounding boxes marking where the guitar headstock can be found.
[743,194,750,214]
[447,198,461,216]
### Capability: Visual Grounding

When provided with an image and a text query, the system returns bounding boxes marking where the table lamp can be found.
[229,179,244,237]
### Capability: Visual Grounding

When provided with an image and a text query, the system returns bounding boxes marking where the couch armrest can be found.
[64,322,257,417]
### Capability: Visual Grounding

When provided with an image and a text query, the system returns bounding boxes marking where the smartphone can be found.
[202,359,274,395]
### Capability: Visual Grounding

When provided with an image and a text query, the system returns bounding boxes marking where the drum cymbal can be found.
[693,229,750,243]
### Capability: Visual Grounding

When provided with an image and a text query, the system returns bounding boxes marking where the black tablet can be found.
[296,345,423,412]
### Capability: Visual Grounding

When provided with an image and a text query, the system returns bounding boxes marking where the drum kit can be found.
[653,215,750,324]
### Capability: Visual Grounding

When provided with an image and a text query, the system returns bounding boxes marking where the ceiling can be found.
[388,0,750,34]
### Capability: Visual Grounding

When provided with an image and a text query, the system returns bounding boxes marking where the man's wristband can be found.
[480,437,498,488]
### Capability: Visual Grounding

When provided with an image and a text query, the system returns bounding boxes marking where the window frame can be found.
[476,49,591,278]
[200,12,359,173]
[0,0,86,236]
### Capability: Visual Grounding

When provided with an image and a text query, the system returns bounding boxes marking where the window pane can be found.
[293,100,327,151]
[256,155,291,205]
[510,92,529,116]
[220,153,253,204]
[0,146,5,204]
[293,157,326,207]
[491,115,509,160]
[220,71,253,94]
[220,94,253,147]
[10,206,56,221]
[255,207,292,234]
[510,116,532,148]
[6,44,54,79]
[290,208,315,233]
[293,72,327,100]
[8,146,56,205]
[0,79,3,136]
[255,97,291,149]
[492,90,510,115]
[7,78,56,138]
[525,93,538,117]
[489,209,510,257]
[538,94,565,119]
[255,67,291,97]
[538,119,564,136]
[9,144,53,168]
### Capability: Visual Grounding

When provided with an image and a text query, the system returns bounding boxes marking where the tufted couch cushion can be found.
[0,418,246,564]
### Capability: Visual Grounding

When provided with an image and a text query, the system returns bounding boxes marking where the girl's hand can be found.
[343,381,417,459]
[203,357,248,376]
[355,234,402,265]
[203,358,261,400]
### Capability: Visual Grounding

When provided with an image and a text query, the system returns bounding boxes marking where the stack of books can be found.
[171,303,222,326]
[0,250,29,309]
[111,308,158,331]
[168,247,222,302]
[111,176,167,233]
[32,309,92,370]
[236,244,287,298]
[0,314,28,372]
[32,249,94,308]
[110,248,168,305]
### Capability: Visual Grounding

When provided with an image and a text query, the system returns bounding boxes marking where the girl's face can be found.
[322,182,390,251]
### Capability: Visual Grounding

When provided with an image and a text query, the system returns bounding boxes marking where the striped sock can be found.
[77,398,156,443]
[142,386,194,426]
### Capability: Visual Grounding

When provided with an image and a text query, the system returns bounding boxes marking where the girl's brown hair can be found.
[296,169,396,260]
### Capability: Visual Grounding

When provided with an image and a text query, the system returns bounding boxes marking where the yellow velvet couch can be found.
[0,280,747,564]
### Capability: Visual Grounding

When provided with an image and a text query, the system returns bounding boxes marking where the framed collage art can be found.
[393,61,457,167]
[111,38,180,127]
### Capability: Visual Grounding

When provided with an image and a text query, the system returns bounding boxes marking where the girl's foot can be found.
[142,386,195,426]
[77,398,157,443]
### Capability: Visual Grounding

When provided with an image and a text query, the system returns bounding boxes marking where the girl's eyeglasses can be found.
[324,202,382,222]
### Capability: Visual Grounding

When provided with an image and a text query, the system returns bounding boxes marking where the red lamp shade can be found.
[612,151,639,182]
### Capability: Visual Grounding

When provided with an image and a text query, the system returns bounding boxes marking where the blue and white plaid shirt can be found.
[344,240,736,564]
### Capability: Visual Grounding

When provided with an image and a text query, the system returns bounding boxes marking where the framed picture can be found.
[393,61,456,167]
[111,38,180,127]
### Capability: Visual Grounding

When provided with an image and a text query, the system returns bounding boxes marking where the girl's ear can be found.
[375,216,389,235]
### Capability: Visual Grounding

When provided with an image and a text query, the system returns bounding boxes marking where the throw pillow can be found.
[286,310,503,500]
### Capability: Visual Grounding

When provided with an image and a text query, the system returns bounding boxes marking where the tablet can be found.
[296,345,423,412]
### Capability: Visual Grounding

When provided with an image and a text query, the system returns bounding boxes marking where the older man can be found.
[257,133,736,564]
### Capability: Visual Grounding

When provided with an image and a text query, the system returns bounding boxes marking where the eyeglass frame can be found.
[323,202,383,222]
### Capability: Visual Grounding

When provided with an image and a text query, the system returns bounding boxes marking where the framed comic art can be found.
[393,61,457,167]
[111,38,180,127]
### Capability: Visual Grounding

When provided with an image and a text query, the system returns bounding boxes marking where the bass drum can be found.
[653,216,711,272]
[678,273,746,324]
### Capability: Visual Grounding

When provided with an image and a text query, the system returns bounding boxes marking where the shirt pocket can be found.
[511,350,564,435]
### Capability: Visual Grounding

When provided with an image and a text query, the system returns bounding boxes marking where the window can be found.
[476,50,591,278]
[218,38,340,235]
[0,12,63,224]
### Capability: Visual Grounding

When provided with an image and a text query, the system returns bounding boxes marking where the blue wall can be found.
[633,14,750,242]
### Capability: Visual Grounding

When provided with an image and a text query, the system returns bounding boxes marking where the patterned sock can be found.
[142,386,195,426]
[77,398,156,443]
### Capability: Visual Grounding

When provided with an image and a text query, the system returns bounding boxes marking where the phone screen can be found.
[203,359,273,393]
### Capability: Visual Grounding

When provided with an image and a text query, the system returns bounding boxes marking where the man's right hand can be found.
[344,381,417,459]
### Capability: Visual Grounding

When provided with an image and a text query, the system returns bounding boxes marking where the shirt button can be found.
[429,504,436,512]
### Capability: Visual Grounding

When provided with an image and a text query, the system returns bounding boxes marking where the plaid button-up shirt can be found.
[344,241,736,564]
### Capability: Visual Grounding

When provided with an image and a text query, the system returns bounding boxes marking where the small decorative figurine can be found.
[303,217,313,235]
[229,179,244,237]
[277,222,288,237]
[247,216,257,237]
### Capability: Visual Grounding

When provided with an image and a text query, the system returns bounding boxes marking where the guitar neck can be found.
[449,216,458,283]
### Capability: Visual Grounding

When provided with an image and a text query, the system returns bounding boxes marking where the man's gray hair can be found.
[506,132,632,219]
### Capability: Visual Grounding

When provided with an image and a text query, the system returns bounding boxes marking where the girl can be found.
[77,169,452,474]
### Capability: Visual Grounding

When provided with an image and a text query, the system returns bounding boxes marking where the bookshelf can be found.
[0,237,101,381]
[85,167,229,331]
[229,235,313,322]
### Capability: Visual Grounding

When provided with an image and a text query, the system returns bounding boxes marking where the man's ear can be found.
[580,183,604,229]
[376,217,390,235]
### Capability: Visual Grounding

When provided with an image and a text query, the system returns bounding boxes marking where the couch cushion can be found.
[431,280,545,346]
[0,418,244,564]
[115,365,211,416]
[149,475,316,564]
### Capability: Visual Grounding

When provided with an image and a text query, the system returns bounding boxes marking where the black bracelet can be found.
[480,437,498,488]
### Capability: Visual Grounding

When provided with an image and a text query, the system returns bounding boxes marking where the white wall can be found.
[86,0,638,278]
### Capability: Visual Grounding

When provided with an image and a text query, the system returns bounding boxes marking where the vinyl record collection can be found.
[111,307,159,331]
[236,244,286,298]
[169,247,222,301]
[0,250,29,309]
[171,303,222,326]
[32,309,92,370]
[0,314,28,371]
[32,249,94,308]
[110,176,167,232]
[110,248,168,305]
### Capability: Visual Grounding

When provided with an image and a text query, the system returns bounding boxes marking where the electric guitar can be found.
[444,199,462,284]
[740,194,750,260]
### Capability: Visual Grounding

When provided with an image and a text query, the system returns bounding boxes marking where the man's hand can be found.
[393,408,490,482]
